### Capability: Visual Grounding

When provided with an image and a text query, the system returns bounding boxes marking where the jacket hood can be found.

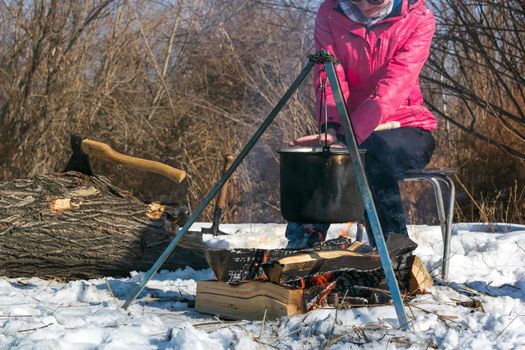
[327,0,428,37]
[333,0,427,24]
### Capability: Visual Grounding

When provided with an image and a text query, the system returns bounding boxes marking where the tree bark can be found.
[0,171,208,280]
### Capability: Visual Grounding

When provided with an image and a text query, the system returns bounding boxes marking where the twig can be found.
[497,283,521,291]
[280,326,302,338]
[192,320,246,328]
[408,304,432,314]
[454,174,496,233]
[389,337,415,347]
[240,324,279,350]
[306,322,313,350]
[439,315,459,321]
[323,290,348,349]
[258,307,267,339]
[130,4,176,117]
[105,278,118,306]
[492,315,522,341]
[352,325,370,343]
[515,241,525,255]
[261,201,281,212]
[17,323,55,333]
[214,315,226,324]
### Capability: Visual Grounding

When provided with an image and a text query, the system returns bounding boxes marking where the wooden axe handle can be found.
[81,139,186,183]
[215,155,234,209]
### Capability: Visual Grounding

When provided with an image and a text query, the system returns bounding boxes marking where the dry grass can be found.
[0,0,522,225]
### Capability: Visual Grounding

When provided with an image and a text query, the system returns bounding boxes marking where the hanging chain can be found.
[311,49,338,152]
[323,74,329,149]
[317,69,330,152]
[317,70,325,147]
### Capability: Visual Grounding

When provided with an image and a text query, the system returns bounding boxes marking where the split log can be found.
[408,256,433,294]
[195,281,304,320]
[334,255,415,304]
[205,237,356,283]
[205,248,298,283]
[264,250,380,285]
[0,171,208,280]
[263,234,417,285]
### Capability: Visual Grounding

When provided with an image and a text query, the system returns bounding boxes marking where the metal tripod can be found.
[122,50,410,330]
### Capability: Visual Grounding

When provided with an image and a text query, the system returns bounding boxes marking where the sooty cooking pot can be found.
[279,147,366,223]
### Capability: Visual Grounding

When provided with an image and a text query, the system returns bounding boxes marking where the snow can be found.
[1,223,525,349]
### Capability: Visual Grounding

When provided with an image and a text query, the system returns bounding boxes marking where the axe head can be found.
[63,134,93,176]
[200,207,228,236]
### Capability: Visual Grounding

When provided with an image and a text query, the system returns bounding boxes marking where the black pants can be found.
[285,127,435,248]
[361,127,435,245]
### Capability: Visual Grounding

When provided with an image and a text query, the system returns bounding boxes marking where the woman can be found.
[286,0,437,248]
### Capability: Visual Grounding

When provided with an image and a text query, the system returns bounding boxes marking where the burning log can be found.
[263,250,381,286]
[205,248,297,283]
[0,172,208,280]
[268,235,418,307]
[333,253,414,304]
[205,237,357,283]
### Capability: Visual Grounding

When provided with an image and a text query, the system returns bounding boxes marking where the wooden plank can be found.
[195,281,304,321]
[408,256,433,294]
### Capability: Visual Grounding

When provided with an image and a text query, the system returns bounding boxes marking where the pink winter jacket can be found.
[315,0,438,144]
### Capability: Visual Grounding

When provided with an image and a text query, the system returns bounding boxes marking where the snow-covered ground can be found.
[1,223,525,349]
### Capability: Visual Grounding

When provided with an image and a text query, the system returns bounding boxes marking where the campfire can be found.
[196,235,432,321]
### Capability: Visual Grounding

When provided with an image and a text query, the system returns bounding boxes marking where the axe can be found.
[201,154,234,236]
[64,134,186,183]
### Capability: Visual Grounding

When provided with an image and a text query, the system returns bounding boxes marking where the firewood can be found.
[0,172,208,280]
[205,237,357,283]
[263,234,417,286]
[195,281,304,321]
[334,254,414,303]
[205,248,299,283]
[263,250,381,285]
[408,256,433,294]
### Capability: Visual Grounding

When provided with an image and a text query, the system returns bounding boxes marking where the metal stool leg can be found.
[429,178,447,242]
[441,176,455,280]
[401,173,455,280]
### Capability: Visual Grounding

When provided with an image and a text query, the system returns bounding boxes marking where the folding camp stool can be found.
[354,168,455,280]
[400,168,456,280]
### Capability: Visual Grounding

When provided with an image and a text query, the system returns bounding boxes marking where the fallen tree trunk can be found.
[0,171,208,280]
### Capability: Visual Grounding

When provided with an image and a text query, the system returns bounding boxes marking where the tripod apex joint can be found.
[308,49,340,65]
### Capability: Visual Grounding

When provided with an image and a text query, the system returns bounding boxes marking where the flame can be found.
[253,251,271,281]
[311,272,334,288]
[262,250,269,263]
[298,273,337,310]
